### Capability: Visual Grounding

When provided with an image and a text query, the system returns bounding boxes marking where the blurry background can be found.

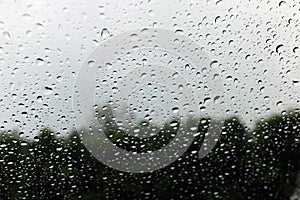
[0,0,300,199]
[0,0,299,137]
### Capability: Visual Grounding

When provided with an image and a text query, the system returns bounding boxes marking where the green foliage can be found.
[0,111,300,199]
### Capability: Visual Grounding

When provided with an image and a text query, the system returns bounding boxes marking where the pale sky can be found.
[0,0,299,138]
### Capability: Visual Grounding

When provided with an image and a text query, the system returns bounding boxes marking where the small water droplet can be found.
[276,44,284,53]
[215,16,221,23]
[36,58,44,66]
[172,107,179,114]
[88,60,95,68]
[26,30,32,37]
[106,62,112,69]
[276,101,283,106]
[101,28,110,39]
[44,86,53,95]
[3,31,10,40]
[210,61,218,68]
[293,47,298,53]
[279,1,286,6]
[292,80,299,86]
[175,29,184,35]
[130,33,138,41]
[36,23,44,30]
[140,72,147,79]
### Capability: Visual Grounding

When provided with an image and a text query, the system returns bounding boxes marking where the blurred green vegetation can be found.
[0,110,300,199]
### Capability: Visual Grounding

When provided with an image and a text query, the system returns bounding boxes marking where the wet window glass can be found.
[0,0,299,199]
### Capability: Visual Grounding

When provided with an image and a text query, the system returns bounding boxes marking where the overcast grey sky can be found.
[0,0,299,137]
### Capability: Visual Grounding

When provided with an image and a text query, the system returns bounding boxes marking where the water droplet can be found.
[214,96,221,104]
[2,31,10,40]
[172,107,179,114]
[106,62,112,69]
[292,80,299,86]
[36,23,44,30]
[101,28,110,39]
[216,0,223,5]
[26,30,32,37]
[170,121,179,127]
[36,58,44,66]
[175,29,184,35]
[44,86,53,95]
[276,44,284,53]
[279,1,286,6]
[148,10,154,16]
[276,101,283,106]
[88,60,95,67]
[99,13,106,19]
[37,95,43,103]
[140,72,147,79]
[130,33,138,41]
[210,61,218,68]
[21,112,28,118]
[215,16,221,23]
[293,47,298,53]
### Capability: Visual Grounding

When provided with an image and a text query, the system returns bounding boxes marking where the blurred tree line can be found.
[0,109,300,199]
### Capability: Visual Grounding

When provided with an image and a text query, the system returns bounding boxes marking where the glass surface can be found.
[0,0,299,199]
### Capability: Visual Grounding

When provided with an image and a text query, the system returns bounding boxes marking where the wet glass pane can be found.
[0,0,299,199]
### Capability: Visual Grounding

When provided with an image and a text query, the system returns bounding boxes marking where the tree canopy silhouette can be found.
[0,110,300,199]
